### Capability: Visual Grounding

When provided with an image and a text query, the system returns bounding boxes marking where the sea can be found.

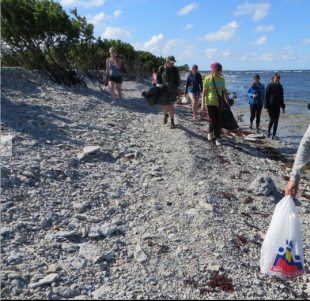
[200,70,310,146]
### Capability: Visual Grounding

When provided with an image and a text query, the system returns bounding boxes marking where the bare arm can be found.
[201,87,206,111]
[105,59,109,79]
[115,58,122,69]
[224,89,230,106]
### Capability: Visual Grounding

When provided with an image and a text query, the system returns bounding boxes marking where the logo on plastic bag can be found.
[269,240,304,278]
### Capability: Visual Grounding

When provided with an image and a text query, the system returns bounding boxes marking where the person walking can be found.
[285,124,310,198]
[201,62,230,146]
[152,68,158,86]
[184,65,203,120]
[156,55,181,129]
[247,74,265,133]
[264,72,285,139]
[106,47,123,104]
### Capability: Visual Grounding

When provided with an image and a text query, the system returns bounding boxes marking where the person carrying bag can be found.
[201,62,230,146]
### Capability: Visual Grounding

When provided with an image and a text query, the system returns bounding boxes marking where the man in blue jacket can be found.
[247,74,265,133]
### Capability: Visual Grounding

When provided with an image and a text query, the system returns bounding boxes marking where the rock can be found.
[28,273,59,289]
[83,146,100,155]
[88,222,117,237]
[184,208,198,215]
[77,153,85,160]
[6,251,22,264]
[208,265,220,272]
[198,201,213,211]
[249,175,277,196]
[92,284,110,299]
[79,242,113,262]
[244,137,258,142]
[53,287,73,298]
[1,227,13,235]
[134,245,148,263]
[60,257,87,270]
[53,230,77,238]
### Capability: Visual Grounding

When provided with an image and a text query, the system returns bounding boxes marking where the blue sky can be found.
[57,0,310,70]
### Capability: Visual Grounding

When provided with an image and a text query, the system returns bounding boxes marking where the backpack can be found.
[159,65,180,88]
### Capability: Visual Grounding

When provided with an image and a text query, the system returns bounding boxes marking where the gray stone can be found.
[249,175,277,196]
[6,251,22,264]
[77,153,85,160]
[83,146,100,155]
[134,245,148,263]
[88,222,117,237]
[53,287,73,298]
[79,242,112,262]
[53,230,77,238]
[92,284,109,299]
[28,273,59,289]
[1,227,13,235]
[198,201,213,211]
[60,257,87,270]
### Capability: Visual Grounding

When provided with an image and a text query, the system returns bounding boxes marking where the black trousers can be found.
[250,104,263,128]
[268,107,281,136]
[207,105,223,139]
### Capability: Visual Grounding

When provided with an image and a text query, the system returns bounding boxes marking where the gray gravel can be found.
[1,67,310,300]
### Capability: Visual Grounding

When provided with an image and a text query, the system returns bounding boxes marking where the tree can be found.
[2,0,94,86]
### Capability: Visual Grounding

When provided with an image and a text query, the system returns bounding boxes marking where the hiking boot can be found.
[170,122,176,129]
[272,135,279,140]
[163,114,169,124]
[249,123,253,130]
[207,133,213,141]
[215,139,222,146]
[267,133,271,138]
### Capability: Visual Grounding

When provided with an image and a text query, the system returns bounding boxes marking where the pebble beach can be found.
[2,67,310,300]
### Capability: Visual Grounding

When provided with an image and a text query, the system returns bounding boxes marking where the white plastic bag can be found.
[181,96,189,104]
[260,196,305,280]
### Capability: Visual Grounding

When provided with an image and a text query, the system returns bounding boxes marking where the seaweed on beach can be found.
[222,192,234,200]
[244,196,253,204]
[206,272,234,293]
[184,278,198,288]
[157,244,169,255]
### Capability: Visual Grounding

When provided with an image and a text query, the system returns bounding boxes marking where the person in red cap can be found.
[184,65,203,120]
[156,55,181,129]
[201,62,230,146]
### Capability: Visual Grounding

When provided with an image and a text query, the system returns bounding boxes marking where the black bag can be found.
[142,86,167,107]
[212,77,228,112]
[222,108,239,130]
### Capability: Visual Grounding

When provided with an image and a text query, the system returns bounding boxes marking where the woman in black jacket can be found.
[264,72,285,140]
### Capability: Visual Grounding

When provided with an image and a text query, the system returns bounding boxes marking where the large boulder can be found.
[249,175,277,196]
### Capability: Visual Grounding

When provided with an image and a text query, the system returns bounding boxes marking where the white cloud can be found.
[61,0,106,8]
[223,50,232,59]
[113,10,122,18]
[88,10,123,27]
[101,27,132,40]
[132,34,190,57]
[302,38,310,44]
[89,12,106,27]
[199,21,239,42]
[241,47,299,62]
[176,2,199,15]
[205,48,218,58]
[253,36,267,45]
[234,1,271,22]
[183,24,194,30]
[144,33,165,53]
[253,25,274,32]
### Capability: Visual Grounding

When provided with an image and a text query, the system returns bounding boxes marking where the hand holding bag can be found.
[212,77,228,112]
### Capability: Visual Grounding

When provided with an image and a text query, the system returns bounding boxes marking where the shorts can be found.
[109,76,122,84]
[189,92,201,97]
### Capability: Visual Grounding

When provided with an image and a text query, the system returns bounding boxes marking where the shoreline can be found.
[2,68,310,300]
